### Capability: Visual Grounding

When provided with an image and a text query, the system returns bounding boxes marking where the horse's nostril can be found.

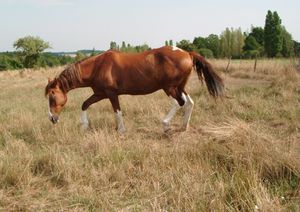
[49,115,59,124]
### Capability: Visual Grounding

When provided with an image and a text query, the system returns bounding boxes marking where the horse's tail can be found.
[190,52,224,97]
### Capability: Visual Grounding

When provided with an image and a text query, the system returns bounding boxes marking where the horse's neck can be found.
[58,65,84,92]
[66,53,104,90]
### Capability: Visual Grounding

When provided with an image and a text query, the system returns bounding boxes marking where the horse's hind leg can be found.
[162,97,180,132]
[105,90,126,134]
[162,87,194,132]
[182,92,194,130]
[162,87,185,132]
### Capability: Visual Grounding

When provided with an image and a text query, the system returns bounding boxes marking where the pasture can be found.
[0,59,300,211]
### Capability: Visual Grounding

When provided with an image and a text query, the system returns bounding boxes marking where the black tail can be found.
[190,52,224,97]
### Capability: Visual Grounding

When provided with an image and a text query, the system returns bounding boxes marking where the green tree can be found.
[243,27,265,58]
[244,35,260,51]
[264,11,273,57]
[110,41,118,50]
[120,41,126,52]
[249,27,264,46]
[193,36,207,50]
[135,44,150,52]
[220,27,245,58]
[281,27,294,57]
[176,40,195,52]
[206,34,220,58]
[243,35,262,58]
[165,40,173,46]
[235,27,245,58]
[220,28,232,58]
[294,41,300,57]
[273,12,283,56]
[13,36,51,68]
[264,11,283,57]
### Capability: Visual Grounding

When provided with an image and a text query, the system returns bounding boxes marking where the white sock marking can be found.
[162,98,180,132]
[181,93,187,103]
[115,110,126,133]
[80,110,89,129]
[183,94,194,130]
[48,110,53,119]
[162,93,194,131]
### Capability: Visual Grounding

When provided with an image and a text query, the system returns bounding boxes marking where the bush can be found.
[0,52,74,71]
[38,53,61,68]
[0,53,23,71]
[243,50,260,59]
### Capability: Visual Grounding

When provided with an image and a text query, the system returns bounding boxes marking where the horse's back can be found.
[109,46,193,73]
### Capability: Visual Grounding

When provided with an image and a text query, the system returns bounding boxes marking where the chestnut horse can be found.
[45,46,224,133]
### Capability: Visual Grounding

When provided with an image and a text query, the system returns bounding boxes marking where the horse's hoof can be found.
[80,123,90,131]
[118,128,126,134]
[162,121,171,132]
[181,126,189,132]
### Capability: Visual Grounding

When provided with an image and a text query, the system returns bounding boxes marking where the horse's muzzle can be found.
[50,115,59,124]
[49,111,59,124]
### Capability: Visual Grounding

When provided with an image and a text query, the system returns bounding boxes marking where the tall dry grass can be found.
[0,59,300,211]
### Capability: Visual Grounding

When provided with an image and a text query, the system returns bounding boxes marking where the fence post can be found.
[253,55,258,72]
[225,56,231,72]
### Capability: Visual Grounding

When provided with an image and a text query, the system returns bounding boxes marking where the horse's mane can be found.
[57,64,82,93]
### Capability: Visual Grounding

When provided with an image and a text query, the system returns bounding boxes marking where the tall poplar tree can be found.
[273,12,283,56]
[264,10,283,57]
[264,11,273,57]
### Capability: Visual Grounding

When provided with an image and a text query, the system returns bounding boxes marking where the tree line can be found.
[175,10,300,59]
[0,10,299,71]
[109,41,150,53]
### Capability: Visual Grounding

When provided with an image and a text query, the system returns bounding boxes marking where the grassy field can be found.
[0,59,300,211]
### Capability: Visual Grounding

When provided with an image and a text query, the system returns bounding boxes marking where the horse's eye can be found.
[51,90,55,95]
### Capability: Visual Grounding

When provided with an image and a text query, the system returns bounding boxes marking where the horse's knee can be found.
[177,98,185,107]
[81,101,89,111]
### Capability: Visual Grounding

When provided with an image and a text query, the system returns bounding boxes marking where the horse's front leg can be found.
[81,93,106,129]
[105,90,126,134]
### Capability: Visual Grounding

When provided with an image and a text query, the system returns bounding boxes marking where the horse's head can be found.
[45,78,68,124]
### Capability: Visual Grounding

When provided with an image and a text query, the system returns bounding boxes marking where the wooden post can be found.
[225,56,231,72]
[253,54,258,72]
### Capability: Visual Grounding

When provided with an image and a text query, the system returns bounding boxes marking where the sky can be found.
[0,0,299,52]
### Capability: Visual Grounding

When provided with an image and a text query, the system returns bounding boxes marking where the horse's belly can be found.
[119,85,160,95]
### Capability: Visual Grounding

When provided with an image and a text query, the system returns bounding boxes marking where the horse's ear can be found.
[48,78,52,83]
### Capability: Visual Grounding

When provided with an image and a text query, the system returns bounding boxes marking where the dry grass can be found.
[0,59,300,211]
